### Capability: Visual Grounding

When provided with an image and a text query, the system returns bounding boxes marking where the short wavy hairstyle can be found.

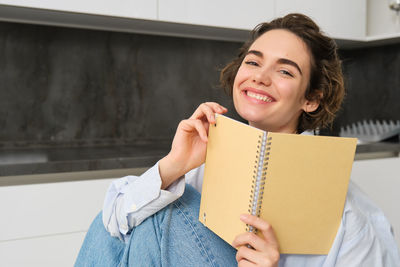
[220,13,345,133]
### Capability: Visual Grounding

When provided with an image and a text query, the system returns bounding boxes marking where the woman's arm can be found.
[159,102,228,189]
[102,161,186,241]
[102,102,227,241]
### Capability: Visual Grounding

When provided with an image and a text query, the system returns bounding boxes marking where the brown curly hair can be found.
[220,13,345,133]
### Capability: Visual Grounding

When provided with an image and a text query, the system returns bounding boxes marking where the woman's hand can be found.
[159,102,227,189]
[232,214,280,267]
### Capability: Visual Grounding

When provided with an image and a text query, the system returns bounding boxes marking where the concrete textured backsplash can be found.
[336,45,400,133]
[0,21,242,148]
[1,21,399,148]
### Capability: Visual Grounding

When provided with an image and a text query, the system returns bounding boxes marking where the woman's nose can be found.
[252,69,272,86]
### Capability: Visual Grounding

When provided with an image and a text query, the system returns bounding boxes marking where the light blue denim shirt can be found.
[102,162,400,266]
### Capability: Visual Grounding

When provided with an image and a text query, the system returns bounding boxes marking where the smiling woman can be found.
[232,30,316,133]
[220,15,345,134]
[75,13,400,267]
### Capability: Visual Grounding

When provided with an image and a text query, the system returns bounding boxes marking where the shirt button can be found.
[121,224,128,231]
[131,204,137,211]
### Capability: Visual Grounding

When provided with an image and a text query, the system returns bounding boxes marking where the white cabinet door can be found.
[275,0,367,40]
[0,178,116,266]
[0,178,114,241]
[0,0,157,20]
[158,0,275,30]
[367,0,400,38]
[351,157,400,248]
[0,232,87,267]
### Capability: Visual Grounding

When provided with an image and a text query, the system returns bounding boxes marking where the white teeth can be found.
[246,91,272,102]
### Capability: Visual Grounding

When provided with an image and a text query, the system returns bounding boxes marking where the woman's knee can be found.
[75,212,125,266]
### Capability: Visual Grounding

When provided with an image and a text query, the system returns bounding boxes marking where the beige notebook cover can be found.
[198,114,357,255]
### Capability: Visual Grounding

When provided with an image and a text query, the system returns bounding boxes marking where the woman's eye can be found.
[280,70,293,77]
[245,60,259,66]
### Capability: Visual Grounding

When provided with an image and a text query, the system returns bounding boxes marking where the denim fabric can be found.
[75,212,126,266]
[76,181,400,267]
[75,184,237,267]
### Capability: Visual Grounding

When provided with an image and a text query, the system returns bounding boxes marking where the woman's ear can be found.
[302,90,322,113]
[302,100,319,113]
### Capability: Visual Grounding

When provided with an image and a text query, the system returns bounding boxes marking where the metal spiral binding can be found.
[246,133,270,233]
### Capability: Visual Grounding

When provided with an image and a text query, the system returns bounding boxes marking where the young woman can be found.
[76,14,400,266]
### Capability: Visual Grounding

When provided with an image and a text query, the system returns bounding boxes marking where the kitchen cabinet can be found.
[275,0,367,40]
[367,0,400,38]
[0,0,367,44]
[158,0,368,41]
[0,178,115,266]
[158,0,274,30]
[0,0,250,42]
[0,0,157,20]
[2,0,400,46]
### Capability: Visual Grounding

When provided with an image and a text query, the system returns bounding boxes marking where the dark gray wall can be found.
[0,21,242,148]
[1,21,399,147]
[335,45,400,134]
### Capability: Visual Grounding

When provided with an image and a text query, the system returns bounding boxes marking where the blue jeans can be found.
[75,184,237,266]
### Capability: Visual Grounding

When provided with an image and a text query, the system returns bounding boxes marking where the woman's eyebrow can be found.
[246,50,303,75]
[277,58,302,75]
[246,50,263,58]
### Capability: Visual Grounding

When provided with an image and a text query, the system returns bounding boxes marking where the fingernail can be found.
[240,214,247,220]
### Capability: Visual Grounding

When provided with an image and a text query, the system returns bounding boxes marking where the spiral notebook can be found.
[198,114,357,255]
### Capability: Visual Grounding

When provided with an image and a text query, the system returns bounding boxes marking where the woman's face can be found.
[232,29,318,133]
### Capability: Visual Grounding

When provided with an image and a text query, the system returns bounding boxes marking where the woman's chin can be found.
[237,110,267,126]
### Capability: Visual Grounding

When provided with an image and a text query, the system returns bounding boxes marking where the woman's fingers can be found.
[232,232,267,252]
[190,102,228,123]
[179,118,209,142]
[235,240,279,267]
[237,259,256,267]
[232,214,280,267]
[236,244,259,263]
[239,214,279,250]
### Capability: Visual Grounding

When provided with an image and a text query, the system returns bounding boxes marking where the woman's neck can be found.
[248,121,298,134]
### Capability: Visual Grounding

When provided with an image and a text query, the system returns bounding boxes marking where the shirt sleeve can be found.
[102,161,186,242]
[327,182,400,266]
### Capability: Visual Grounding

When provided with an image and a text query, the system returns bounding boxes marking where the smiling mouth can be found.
[246,90,273,103]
